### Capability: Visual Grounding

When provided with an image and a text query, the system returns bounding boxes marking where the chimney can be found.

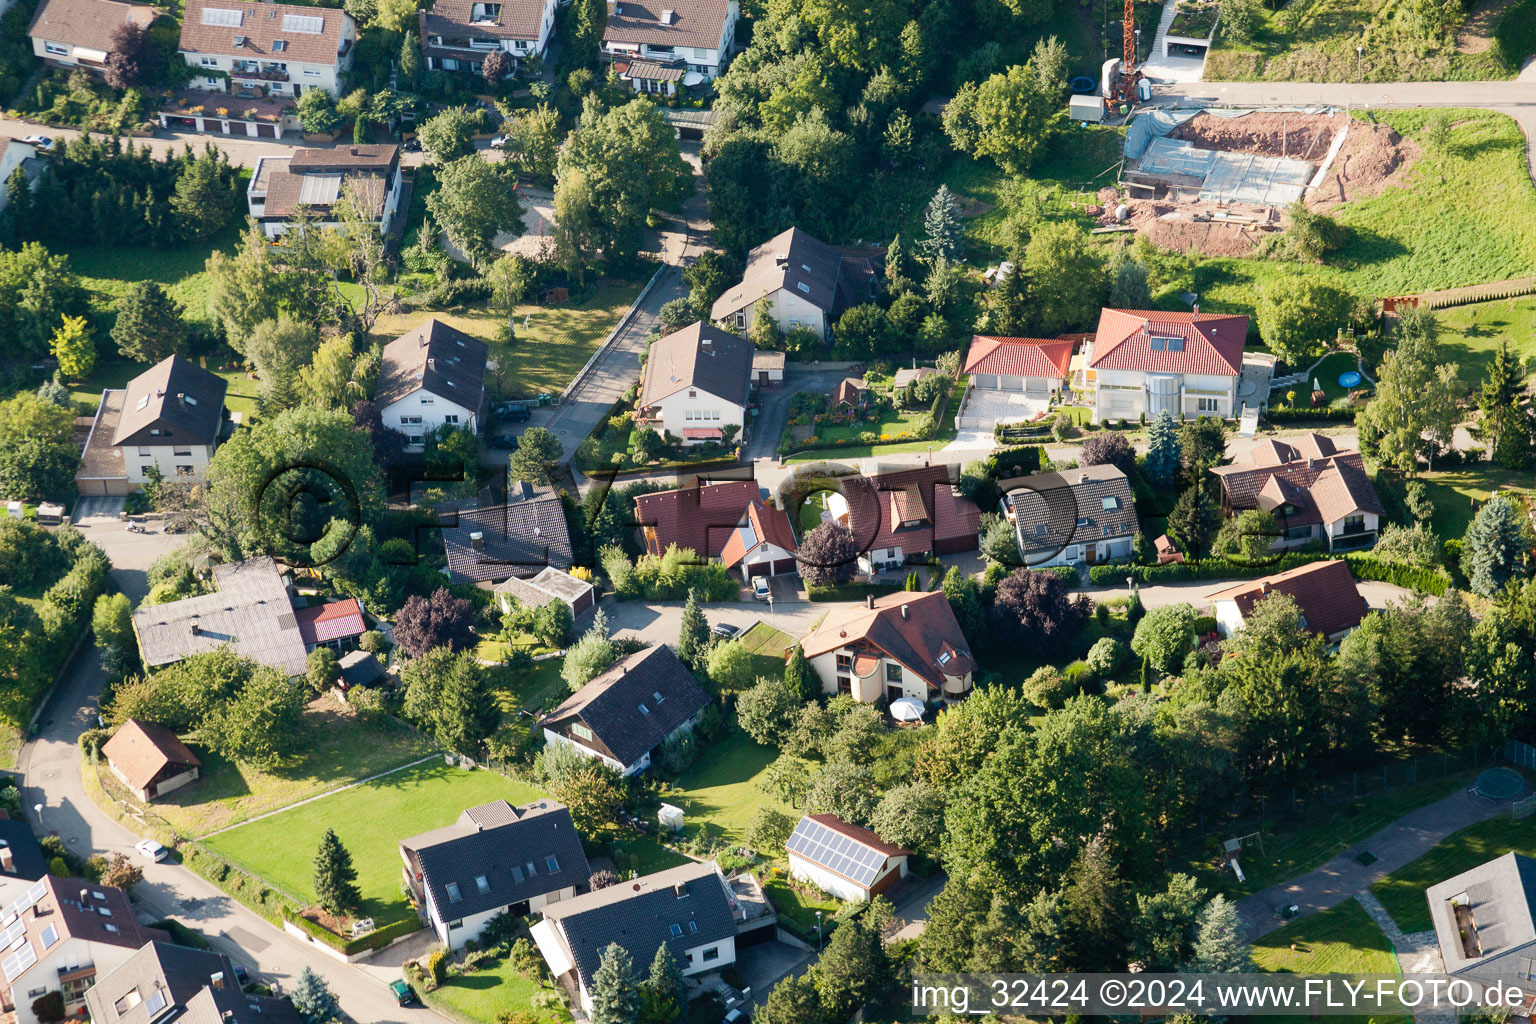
[674,881,688,897]
[80,888,89,903]
[0,846,14,873]
[774,253,788,268]
[866,594,874,609]
[428,357,436,371]
[470,531,484,551]
[1260,582,1272,594]
[176,392,186,409]
[901,604,909,620]
[190,619,201,636]
[210,972,225,991]
[1192,302,1200,316]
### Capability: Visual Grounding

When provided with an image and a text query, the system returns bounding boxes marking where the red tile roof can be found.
[1209,435,1385,526]
[720,499,799,568]
[1088,308,1248,376]
[964,336,1074,379]
[101,720,200,791]
[799,590,975,688]
[1206,560,1367,638]
[180,0,351,65]
[833,378,867,407]
[836,465,979,555]
[294,599,366,646]
[634,481,760,558]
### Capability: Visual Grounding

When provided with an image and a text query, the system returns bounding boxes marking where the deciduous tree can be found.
[394,587,475,658]
[50,314,94,381]
[942,62,1058,176]
[990,569,1088,657]
[797,523,859,587]
[427,156,524,270]
[1131,603,1198,674]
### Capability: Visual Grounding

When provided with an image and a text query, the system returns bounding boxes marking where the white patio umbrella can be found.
[890,697,925,723]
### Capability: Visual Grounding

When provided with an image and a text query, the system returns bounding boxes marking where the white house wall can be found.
[728,287,827,339]
[124,443,216,485]
[13,938,138,1024]
[648,391,746,443]
[788,854,869,903]
[1092,367,1238,420]
[380,389,477,448]
[433,886,575,950]
[1213,599,1244,638]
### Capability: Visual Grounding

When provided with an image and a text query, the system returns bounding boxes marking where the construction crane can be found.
[1104,0,1143,109]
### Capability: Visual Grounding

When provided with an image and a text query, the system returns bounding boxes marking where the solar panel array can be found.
[786,817,886,886]
[2,942,36,982]
[282,13,325,33]
[201,7,244,26]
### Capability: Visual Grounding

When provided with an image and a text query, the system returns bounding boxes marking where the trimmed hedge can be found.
[1087,552,1451,594]
[984,445,1044,479]
[281,905,422,955]
[1266,406,1356,424]
[807,582,903,603]
[1032,566,1081,585]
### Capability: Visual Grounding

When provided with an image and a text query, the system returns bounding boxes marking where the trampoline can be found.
[1473,766,1524,800]
[1338,370,1362,389]
[1070,76,1096,94]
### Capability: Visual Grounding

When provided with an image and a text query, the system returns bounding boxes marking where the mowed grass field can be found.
[1370,815,1536,933]
[1416,465,1536,542]
[202,760,544,926]
[1435,294,1536,387]
[1252,899,1399,1024]
[661,735,794,844]
[429,950,571,1023]
[1192,111,1536,317]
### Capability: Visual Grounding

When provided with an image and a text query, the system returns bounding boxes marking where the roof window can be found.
[1034,524,1046,537]
[446,883,462,903]
[546,856,560,872]
[136,394,150,411]
[669,923,682,936]
[475,875,490,894]
[638,704,650,715]
[1101,496,1120,510]
[796,282,811,294]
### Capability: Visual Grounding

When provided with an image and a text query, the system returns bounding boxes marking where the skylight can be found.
[546,856,560,872]
[446,882,462,903]
[669,923,682,936]
[38,925,56,949]
[144,991,168,1016]
[1033,524,1046,537]
[136,394,150,411]
[282,13,325,33]
[200,7,243,26]
[1101,496,1120,510]
[796,281,811,294]
[938,651,951,666]
[638,704,650,715]
[475,875,490,894]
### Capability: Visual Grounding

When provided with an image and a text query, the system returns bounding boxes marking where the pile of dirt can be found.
[1306,121,1420,209]
[1133,203,1271,257]
[1171,111,1344,163]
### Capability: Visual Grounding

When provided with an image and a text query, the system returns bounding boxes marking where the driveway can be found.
[1081,577,1415,611]
[602,596,825,647]
[746,386,793,463]
[70,514,189,602]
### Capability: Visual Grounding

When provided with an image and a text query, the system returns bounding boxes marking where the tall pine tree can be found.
[1145,410,1180,487]
[637,943,686,1024]
[921,185,963,262]
[589,943,639,1024]
[987,257,1030,336]
[676,588,710,671]
[313,828,361,915]
[1186,895,1253,972]
[1480,339,1532,469]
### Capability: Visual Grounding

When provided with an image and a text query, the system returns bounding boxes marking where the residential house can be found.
[1086,307,1250,421]
[0,141,46,217]
[400,800,590,950]
[0,822,47,888]
[719,497,798,580]
[602,0,738,96]
[75,355,227,497]
[1426,852,1536,993]
[247,145,403,240]
[85,941,304,1024]
[440,482,573,584]
[419,0,558,77]
[832,377,868,408]
[964,336,1073,399]
[798,590,976,704]
[538,645,712,776]
[636,322,753,446]
[494,566,596,619]
[1003,465,1139,568]
[710,228,880,341]
[376,319,489,449]
[892,365,937,396]
[27,0,158,74]
[751,350,784,389]
[132,556,366,678]
[531,861,741,1014]
[633,480,760,559]
[0,877,168,1024]
[824,465,980,574]
[1206,560,1368,643]
[179,0,356,99]
[1207,433,1384,552]
[100,720,201,803]
[785,814,910,903]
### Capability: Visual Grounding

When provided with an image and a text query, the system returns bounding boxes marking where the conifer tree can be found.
[313,828,360,915]
[637,943,686,1024]
[1145,410,1180,487]
[1462,494,1529,597]
[1480,339,1532,469]
[921,185,963,262]
[590,943,639,1024]
[782,644,816,703]
[676,588,710,671]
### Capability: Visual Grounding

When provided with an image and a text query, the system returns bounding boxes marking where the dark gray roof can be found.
[541,861,737,990]
[539,646,711,769]
[338,650,386,688]
[638,322,753,410]
[83,941,240,1024]
[1428,852,1536,983]
[376,319,489,409]
[130,557,309,677]
[441,488,574,583]
[0,820,47,883]
[184,985,306,1024]
[710,227,879,320]
[1004,464,1140,557]
[402,800,590,922]
[111,355,227,448]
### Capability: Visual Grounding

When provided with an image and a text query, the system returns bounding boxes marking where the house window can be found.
[443,58,460,70]
[421,397,435,405]
[546,856,560,872]
[885,663,901,683]
[446,882,462,903]
[1287,524,1312,540]
[26,988,45,998]
[104,923,119,933]
[173,447,192,457]
[1197,397,1219,412]
[137,446,151,457]
[407,435,423,446]
[692,47,708,59]
[444,414,459,425]
[475,875,490,894]
[176,466,194,476]
[447,919,463,929]
[571,723,594,741]
[702,947,720,961]
[304,69,321,76]
[835,654,851,672]
[733,312,745,328]
[114,990,142,1014]
[144,991,168,1016]
[524,861,537,877]
[837,676,851,695]
[638,703,650,715]
[200,56,220,67]
[669,923,682,936]
[400,416,423,425]
[688,920,697,932]
[44,41,68,55]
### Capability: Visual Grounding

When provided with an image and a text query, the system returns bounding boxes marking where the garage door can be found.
[976,374,998,390]
[747,561,770,578]
[1025,377,1049,397]
[1000,375,1025,392]
[771,557,797,575]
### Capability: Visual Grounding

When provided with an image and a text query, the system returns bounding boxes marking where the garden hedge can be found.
[1087,552,1450,594]
[984,445,1044,479]
[1265,406,1356,424]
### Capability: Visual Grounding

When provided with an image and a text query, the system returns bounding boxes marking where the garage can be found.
[771,557,797,575]
[964,337,1073,398]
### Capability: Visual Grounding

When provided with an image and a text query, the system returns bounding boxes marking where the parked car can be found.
[711,622,740,639]
[723,1009,751,1024]
[491,135,510,149]
[402,137,422,152]
[752,577,771,601]
[135,838,168,862]
[231,962,250,988]
[22,135,55,152]
[390,980,414,1006]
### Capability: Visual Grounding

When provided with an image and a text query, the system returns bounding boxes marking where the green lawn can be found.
[428,948,570,1023]
[203,760,544,927]
[1253,899,1399,1023]
[735,623,797,682]
[796,489,835,534]
[1417,465,1536,542]
[1436,294,1536,387]
[141,705,435,838]
[762,876,841,938]
[661,735,795,844]
[491,656,571,717]
[1370,815,1536,933]
[787,380,967,463]
[1192,111,1536,318]
[1305,351,1372,404]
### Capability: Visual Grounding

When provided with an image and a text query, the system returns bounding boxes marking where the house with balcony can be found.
[1427,852,1536,994]
[27,0,160,74]
[602,0,738,95]
[798,590,976,705]
[1207,433,1384,552]
[179,0,356,99]
[400,800,589,951]
[636,322,753,447]
[1207,560,1368,644]
[1086,307,1249,421]
[1003,464,1139,569]
[0,877,167,1024]
[75,355,227,497]
[247,144,403,239]
[419,0,558,76]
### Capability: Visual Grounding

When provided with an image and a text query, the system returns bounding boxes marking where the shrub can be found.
[1023,665,1074,709]
[1085,636,1125,677]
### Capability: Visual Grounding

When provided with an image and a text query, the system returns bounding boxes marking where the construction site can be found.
[1099,109,1420,256]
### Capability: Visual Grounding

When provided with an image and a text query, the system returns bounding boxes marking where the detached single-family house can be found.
[786,814,910,903]
[179,0,356,98]
[132,556,366,678]
[636,322,753,446]
[247,145,403,240]
[440,482,573,584]
[711,228,880,341]
[100,720,201,803]
[1003,465,1139,568]
[531,861,741,1014]
[964,336,1073,399]
[602,0,738,95]
[494,566,596,619]
[376,319,489,449]
[0,877,168,1024]
[1426,852,1536,993]
[419,0,558,77]
[401,800,590,951]
[825,465,980,574]
[76,355,227,497]
[633,480,760,559]
[85,941,304,1024]
[1207,559,1368,643]
[1207,433,1385,552]
[539,645,712,776]
[719,497,798,580]
[798,590,976,704]
[27,0,158,74]
[832,377,868,408]
[1086,307,1249,421]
